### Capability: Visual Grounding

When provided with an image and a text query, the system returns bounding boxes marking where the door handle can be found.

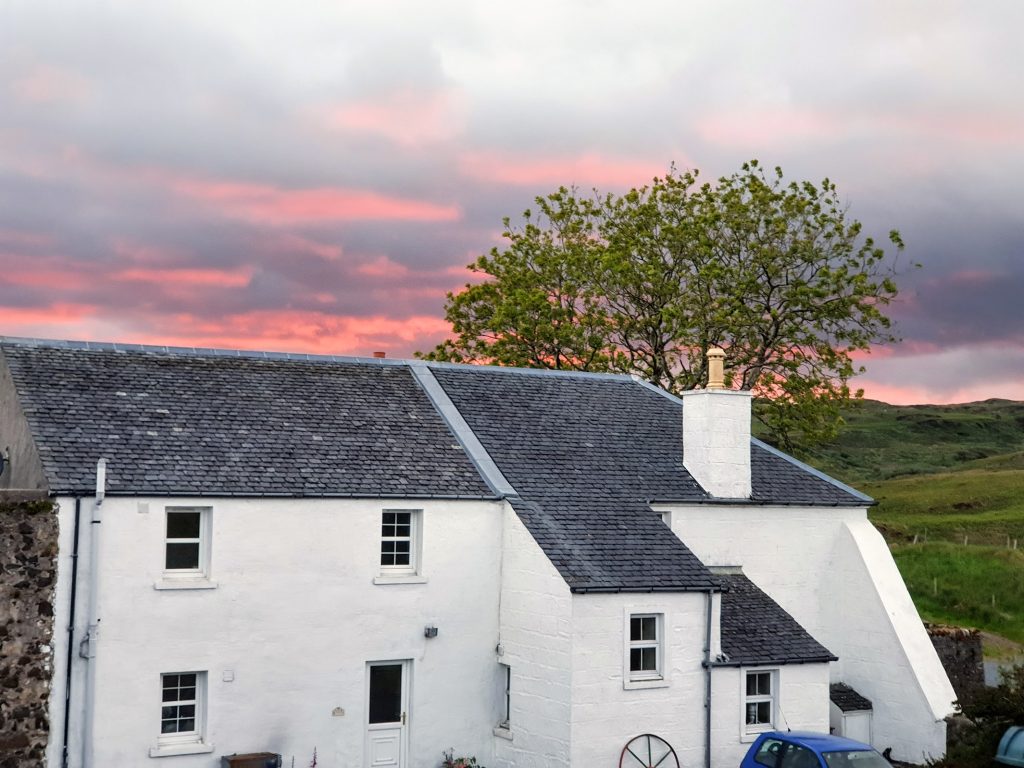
[401,711,406,725]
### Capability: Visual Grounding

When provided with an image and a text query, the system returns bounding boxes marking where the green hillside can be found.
[803,398,1024,483]
[803,399,1024,646]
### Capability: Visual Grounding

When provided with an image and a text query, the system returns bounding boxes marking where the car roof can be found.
[763,731,874,752]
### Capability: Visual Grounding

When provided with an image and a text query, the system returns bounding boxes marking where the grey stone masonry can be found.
[926,623,984,705]
[0,496,57,768]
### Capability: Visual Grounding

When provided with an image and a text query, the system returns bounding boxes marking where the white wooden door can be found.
[366,661,409,768]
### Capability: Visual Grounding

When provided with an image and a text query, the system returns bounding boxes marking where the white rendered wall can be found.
[493,506,573,768]
[711,663,830,768]
[824,520,951,761]
[681,390,752,499]
[664,504,954,762]
[49,496,504,768]
[568,592,710,768]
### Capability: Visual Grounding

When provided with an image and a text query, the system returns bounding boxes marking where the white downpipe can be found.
[81,459,106,768]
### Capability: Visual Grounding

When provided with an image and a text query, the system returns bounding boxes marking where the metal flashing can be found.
[407,362,518,498]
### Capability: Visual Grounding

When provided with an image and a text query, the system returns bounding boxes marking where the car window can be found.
[755,739,785,768]
[822,750,890,768]
[779,743,820,768]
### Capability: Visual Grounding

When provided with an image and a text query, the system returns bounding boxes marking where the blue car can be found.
[741,732,890,768]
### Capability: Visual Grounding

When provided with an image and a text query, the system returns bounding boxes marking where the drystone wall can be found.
[0,497,57,768]
[926,623,984,705]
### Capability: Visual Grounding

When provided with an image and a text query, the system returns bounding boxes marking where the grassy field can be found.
[891,543,1024,644]
[801,399,1024,648]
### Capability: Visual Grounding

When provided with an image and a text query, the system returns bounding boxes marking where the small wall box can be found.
[221,753,282,768]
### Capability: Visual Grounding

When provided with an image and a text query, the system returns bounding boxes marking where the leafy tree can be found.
[936,664,1024,768]
[422,161,908,453]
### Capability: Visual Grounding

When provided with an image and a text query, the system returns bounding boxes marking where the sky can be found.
[1,1,1022,405]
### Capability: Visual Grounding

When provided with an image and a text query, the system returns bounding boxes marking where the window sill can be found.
[373,575,427,585]
[624,676,669,691]
[740,727,773,743]
[154,578,218,591]
[493,726,513,741]
[149,742,214,757]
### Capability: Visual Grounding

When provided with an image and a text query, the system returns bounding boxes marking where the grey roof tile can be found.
[830,683,873,711]
[432,367,717,591]
[717,572,836,665]
[1,341,491,498]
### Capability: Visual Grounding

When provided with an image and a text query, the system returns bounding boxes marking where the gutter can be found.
[571,585,724,594]
[60,498,83,768]
[50,490,503,501]
[80,460,106,768]
[707,655,838,668]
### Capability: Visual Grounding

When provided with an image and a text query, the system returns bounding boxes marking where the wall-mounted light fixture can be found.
[424,625,438,638]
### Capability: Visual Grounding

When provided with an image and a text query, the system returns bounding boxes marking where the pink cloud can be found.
[858,379,1024,406]
[109,310,452,357]
[356,256,410,279]
[0,303,102,339]
[0,229,54,248]
[170,177,461,224]
[326,88,466,147]
[12,66,92,105]
[3,266,89,291]
[458,151,667,188]
[695,108,839,148]
[112,266,254,288]
[265,234,344,262]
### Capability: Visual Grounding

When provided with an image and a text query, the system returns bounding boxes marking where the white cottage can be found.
[0,337,955,768]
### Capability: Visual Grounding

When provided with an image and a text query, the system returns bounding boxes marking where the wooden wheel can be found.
[619,734,680,768]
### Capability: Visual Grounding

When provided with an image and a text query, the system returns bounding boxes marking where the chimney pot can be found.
[372,351,386,359]
[706,346,726,389]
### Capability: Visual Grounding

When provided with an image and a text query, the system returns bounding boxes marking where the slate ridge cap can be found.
[0,336,633,381]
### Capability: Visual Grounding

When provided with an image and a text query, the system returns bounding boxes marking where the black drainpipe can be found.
[703,589,714,768]
[61,498,83,768]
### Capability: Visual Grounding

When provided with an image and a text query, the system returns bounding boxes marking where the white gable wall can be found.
[664,504,955,762]
[49,496,505,768]
[494,505,573,768]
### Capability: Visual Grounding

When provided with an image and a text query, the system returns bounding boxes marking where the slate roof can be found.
[433,367,717,591]
[830,683,873,712]
[1,337,871,593]
[1,340,492,498]
[716,572,837,665]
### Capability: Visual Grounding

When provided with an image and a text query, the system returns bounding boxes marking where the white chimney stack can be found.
[680,347,752,499]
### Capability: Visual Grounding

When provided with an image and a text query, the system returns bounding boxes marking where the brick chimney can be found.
[680,347,752,498]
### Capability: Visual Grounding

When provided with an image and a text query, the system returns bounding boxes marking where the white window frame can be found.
[374,509,425,584]
[494,663,512,739]
[156,506,215,590]
[623,610,669,689]
[741,668,778,739]
[150,671,213,757]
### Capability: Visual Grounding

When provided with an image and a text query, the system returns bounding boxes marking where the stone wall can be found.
[0,496,57,768]
[926,624,984,705]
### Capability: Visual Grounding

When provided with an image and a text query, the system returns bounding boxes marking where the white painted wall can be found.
[824,520,951,762]
[49,496,505,768]
[493,506,573,768]
[664,504,955,762]
[711,664,831,768]
[568,592,709,768]
[681,389,752,499]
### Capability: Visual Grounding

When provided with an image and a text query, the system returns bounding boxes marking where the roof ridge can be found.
[0,336,642,382]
